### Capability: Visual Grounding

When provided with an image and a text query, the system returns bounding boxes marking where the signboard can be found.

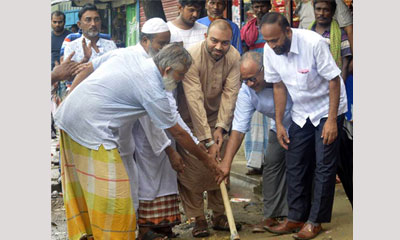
[126,2,139,46]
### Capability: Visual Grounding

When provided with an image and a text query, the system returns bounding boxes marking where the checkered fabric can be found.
[59,130,136,240]
[138,194,181,228]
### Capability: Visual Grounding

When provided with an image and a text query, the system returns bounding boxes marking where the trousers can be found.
[286,115,344,223]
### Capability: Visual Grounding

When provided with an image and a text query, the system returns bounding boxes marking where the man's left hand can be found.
[321,118,338,145]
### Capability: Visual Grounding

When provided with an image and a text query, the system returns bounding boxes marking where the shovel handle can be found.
[219,181,240,240]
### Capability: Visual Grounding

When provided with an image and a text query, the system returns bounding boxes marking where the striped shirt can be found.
[264,28,347,128]
[310,25,352,58]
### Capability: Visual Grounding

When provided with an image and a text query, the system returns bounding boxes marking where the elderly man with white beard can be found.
[54,42,223,240]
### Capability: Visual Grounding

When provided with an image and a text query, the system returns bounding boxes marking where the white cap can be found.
[142,17,169,34]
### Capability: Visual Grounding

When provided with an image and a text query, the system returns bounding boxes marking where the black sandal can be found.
[192,219,210,238]
[141,230,168,240]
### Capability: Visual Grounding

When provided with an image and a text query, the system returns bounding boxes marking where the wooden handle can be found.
[220,181,240,240]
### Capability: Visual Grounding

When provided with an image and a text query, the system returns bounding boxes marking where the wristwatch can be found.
[205,140,215,149]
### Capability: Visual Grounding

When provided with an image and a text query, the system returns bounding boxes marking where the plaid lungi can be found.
[138,194,181,228]
[59,130,136,240]
[244,111,270,169]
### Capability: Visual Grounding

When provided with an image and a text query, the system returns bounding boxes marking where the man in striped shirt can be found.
[261,12,347,240]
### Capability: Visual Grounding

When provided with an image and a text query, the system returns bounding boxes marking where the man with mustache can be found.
[261,12,347,240]
[197,0,243,54]
[176,19,241,238]
[220,51,292,233]
[63,3,117,66]
[309,0,353,207]
[167,0,208,49]
[51,11,71,70]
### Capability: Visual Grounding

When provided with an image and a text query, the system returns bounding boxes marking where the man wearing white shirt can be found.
[129,18,201,240]
[54,43,223,240]
[260,12,347,240]
[167,0,207,49]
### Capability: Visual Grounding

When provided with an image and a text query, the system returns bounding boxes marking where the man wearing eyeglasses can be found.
[219,51,293,232]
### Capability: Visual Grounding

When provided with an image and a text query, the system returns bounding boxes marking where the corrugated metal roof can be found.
[71,0,136,8]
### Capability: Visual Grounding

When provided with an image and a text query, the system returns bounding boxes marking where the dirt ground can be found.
[51,141,353,240]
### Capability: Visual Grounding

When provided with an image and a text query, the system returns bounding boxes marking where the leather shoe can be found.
[252,218,279,233]
[293,223,322,240]
[267,218,304,234]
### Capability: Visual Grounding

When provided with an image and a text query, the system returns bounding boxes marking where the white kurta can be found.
[129,43,198,201]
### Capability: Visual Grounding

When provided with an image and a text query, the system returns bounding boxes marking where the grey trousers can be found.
[262,130,288,218]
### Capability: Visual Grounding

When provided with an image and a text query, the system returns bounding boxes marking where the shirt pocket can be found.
[296,67,321,91]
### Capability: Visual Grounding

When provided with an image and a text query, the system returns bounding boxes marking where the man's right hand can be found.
[207,143,219,163]
[201,155,224,183]
[51,51,80,84]
[276,123,290,150]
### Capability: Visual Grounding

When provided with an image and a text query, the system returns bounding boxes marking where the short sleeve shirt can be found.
[263,28,347,128]
[167,21,207,49]
[54,48,178,150]
[63,35,117,63]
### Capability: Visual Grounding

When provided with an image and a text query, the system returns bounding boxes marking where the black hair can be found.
[251,0,272,8]
[260,12,290,31]
[51,11,65,21]
[179,0,205,8]
[78,3,99,20]
[313,0,337,14]
[71,24,78,29]
[207,19,232,36]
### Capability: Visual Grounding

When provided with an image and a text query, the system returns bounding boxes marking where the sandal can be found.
[154,227,180,238]
[212,215,242,231]
[141,230,168,240]
[192,219,210,238]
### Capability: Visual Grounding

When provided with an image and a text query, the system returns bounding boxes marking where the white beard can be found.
[162,74,177,92]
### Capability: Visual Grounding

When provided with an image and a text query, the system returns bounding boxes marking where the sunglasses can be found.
[242,66,263,84]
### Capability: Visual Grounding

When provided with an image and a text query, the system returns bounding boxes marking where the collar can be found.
[288,29,299,55]
[81,35,102,47]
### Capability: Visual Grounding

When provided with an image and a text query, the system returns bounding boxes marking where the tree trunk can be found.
[141,0,167,21]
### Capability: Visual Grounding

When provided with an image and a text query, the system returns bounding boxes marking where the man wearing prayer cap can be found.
[67,17,205,240]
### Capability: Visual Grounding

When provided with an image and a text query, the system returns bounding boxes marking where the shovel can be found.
[220,181,240,240]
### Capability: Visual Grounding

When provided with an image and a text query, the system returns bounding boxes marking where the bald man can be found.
[176,19,241,238]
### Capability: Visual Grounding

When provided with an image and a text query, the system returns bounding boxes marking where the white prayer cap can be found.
[142,18,169,34]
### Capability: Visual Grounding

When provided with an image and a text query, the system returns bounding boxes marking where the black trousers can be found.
[337,121,353,207]
[286,115,345,223]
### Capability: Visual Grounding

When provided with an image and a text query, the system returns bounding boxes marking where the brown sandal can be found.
[192,219,210,238]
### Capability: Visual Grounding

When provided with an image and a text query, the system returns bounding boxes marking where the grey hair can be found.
[153,43,193,71]
[240,51,263,68]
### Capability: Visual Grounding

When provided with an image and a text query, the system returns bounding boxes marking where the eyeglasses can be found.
[242,66,263,84]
